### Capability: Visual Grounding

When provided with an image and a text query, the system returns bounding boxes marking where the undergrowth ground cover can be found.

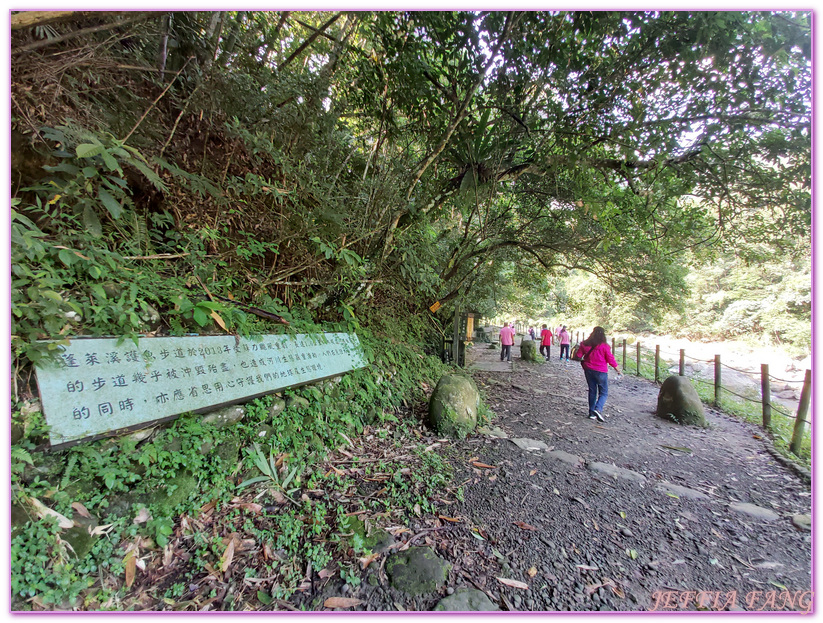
[10,318,487,611]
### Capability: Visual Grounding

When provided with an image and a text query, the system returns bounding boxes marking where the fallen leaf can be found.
[527,567,537,577]
[220,537,237,572]
[496,577,529,590]
[123,548,138,588]
[71,502,91,518]
[318,568,336,580]
[359,552,380,569]
[626,549,638,560]
[618,511,626,519]
[513,521,537,531]
[133,507,152,524]
[27,497,74,529]
[592,519,599,531]
[471,461,497,469]
[488,475,497,482]
[88,523,114,536]
[438,515,461,523]
[413,503,421,517]
[210,310,228,332]
[529,470,537,476]
[324,597,363,609]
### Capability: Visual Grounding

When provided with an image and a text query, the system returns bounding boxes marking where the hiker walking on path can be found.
[559,326,571,362]
[540,324,553,360]
[577,326,621,421]
[500,322,515,362]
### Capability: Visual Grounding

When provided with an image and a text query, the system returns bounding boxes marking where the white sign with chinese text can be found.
[35,333,368,446]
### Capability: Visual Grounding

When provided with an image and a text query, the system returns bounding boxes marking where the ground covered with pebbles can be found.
[361,343,812,612]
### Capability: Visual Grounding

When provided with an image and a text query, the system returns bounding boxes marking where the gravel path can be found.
[425,341,812,611]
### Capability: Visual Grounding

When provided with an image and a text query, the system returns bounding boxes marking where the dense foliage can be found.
[10,10,810,372]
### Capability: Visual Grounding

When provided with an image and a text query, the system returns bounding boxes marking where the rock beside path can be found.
[510,438,549,451]
[792,514,812,531]
[520,339,540,362]
[587,461,647,484]
[434,588,499,611]
[728,502,781,522]
[656,375,706,426]
[655,481,710,501]
[428,374,480,437]
[386,547,451,596]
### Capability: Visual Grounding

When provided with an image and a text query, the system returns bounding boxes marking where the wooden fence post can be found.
[622,339,627,371]
[790,369,812,456]
[679,349,685,376]
[654,345,660,383]
[612,338,616,354]
[761,364,771,429]
[636,342,641,376]
[714,355,721,407]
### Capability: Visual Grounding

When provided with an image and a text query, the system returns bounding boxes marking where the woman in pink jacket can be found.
[576,326,620,421]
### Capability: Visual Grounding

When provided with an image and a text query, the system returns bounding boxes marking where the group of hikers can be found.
[500,322,622,423]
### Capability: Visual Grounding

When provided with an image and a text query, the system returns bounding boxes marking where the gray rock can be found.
[386,546,451,595]
[656,376,706,426]
[510,438,549,451]
[728,502,780,522]
[655,482,710,501]
[427,375,480,437]
[520,339,540,362]
[268,397,286,420]
[587,462,647,484]
[434,588,499,611]
[286,395,311,410]
[201,405,245,429]
[545,450,584,466]
[791,514,812,531]
[478,426,508,439]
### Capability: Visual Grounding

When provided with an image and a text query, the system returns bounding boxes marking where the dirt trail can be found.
[428,340,812,611]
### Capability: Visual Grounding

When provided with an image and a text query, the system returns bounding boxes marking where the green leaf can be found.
[98,188,123,219]
[88,265,102,279]
[192,307,209,326]
[41,290,64,302]
[58,248,76,266]
[257,591,272,605]
[83,204,102,237]
[76,143,104,158]
[237,476,270,489]
[100,149,120,173]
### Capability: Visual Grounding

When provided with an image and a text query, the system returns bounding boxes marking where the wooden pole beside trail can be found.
[679,349,685,376]
[654,345,660,383]
[714,355,721,407]
[622,339,627,371]
[612,338,616,354]
[636,342,641,376]
[790,369,812,457]
[761,364,772,429]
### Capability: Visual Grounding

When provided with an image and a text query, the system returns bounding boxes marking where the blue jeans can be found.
[584,368,609,415]
[559,344,570,360]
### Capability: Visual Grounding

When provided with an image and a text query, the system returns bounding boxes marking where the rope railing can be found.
[608,335,811,458]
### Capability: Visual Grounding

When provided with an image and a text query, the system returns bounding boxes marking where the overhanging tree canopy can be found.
[11,10,811,338]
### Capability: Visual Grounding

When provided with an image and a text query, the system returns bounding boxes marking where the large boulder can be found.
[656,376,706,426]
[519,339,540,362]
[428,375,480,437]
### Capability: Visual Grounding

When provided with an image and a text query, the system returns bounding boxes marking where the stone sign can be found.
[35,333,368,447]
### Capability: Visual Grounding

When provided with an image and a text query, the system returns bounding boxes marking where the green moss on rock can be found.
[386,546,451,595]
